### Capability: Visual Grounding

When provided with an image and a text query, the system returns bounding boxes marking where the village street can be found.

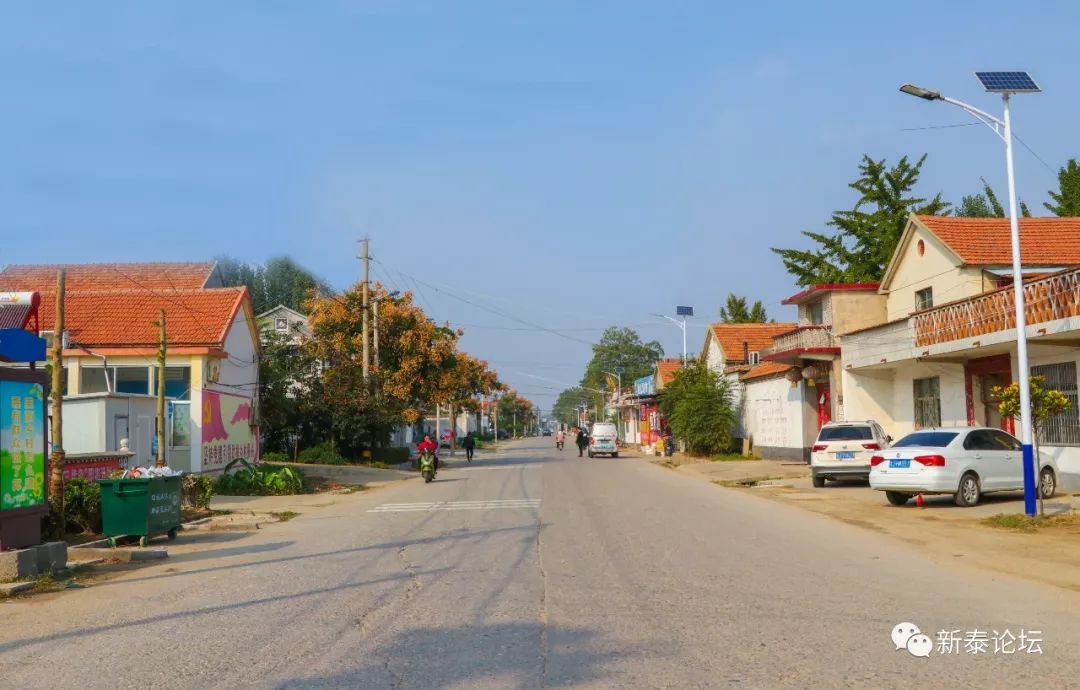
[1,439,1078,689]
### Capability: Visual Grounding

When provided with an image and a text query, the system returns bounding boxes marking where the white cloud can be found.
[752,56,793,81]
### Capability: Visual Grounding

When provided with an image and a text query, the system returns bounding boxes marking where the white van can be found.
[589,422,619,458]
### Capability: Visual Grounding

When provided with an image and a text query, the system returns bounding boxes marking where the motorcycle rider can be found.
[556,428,565,450]
[575,427,589,457]
[417,434,439,471]
[461,433,475,462]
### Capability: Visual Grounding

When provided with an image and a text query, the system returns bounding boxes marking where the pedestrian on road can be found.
[461,433,475,462]
[576,428,589,457]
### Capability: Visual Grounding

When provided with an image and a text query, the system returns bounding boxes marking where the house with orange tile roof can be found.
[0,262,259,474]
[700,322,797,444]
[841,213,1080,487]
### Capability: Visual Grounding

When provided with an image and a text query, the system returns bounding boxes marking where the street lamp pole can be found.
[652,314,688,364]
[900,73,1041,516]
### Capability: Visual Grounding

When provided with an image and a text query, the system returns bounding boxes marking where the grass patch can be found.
[368,461,392,470]
[270,511,300,522]
[982,512,1080,533]
[342,484,368,494]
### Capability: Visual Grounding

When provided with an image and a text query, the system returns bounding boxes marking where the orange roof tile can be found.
[37,288,247,349]
[741,361,793,382]
[0,262,216,293]
[707,323,797,362]
[915,215,1080,265]
[656,358,684,385]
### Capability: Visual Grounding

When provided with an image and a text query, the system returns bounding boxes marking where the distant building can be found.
[257,304,311,344]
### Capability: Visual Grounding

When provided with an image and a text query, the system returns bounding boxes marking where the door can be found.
[979,373,1006,430]
[135,416,153,466]
[113,415,129,454]
[818,386,832,429]
[963,430,1010,490]
[987,429,1024,490]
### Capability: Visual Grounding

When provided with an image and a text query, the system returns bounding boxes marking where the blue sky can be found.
[3,1,1079,410]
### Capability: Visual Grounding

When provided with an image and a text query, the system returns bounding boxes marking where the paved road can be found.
[2,438,1079,688]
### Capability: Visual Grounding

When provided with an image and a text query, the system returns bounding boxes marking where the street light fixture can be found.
[900,71,1041,516]
[652,306,693,364]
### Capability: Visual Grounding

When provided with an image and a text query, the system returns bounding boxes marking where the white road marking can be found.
[368,499,542,513]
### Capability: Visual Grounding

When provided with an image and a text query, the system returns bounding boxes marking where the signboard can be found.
[201,389,255,470]
[634,375,656,397]
[1,381,46,510]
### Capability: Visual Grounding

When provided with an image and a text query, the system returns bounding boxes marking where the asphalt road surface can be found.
[2,438,1079,688]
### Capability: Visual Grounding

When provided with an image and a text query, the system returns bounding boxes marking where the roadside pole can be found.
[155,309,167,467]
[360,237,370,385]
[48,269,66,528]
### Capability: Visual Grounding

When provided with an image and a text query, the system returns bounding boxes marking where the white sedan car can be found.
[869,426,1058,507]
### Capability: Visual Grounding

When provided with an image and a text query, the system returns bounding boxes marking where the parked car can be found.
[588,422,619,458]
[542,428,552,437]
[869,426,1058,507]
[810,420,891,487]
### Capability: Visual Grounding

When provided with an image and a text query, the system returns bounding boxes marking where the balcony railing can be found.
[912,268,1080,347]
[763,325,836,357]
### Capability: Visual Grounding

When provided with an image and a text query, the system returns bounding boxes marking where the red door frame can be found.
[963,354,1013,433]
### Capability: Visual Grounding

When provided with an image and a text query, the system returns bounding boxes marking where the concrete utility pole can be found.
[155,309,167,467]
[48,269,66,522]
[493,396,499,445]
[360,237,370,385]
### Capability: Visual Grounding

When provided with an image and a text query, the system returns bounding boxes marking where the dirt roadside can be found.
[663,457,1080,593]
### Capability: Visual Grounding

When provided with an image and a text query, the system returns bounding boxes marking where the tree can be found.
[658,361,736,456]
[993,375,1072,515]
[771,155,949,286]
[216,255,332,314]
[1044,158,1080,216]
[496,390,536,437]
[257,328,328,455]
[552,387,588,427]
[719,294,769,323]
[956,177,1031,217]
[581,327,663,412]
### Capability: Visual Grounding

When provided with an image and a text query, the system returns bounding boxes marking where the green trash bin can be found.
[96,476,183,547]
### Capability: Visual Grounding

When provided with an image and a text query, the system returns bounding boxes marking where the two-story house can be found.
[257,304,311,344]
[841,214,1080,486]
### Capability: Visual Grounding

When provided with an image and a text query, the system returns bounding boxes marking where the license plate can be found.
[889,459,910,469]
[836,451,855,459]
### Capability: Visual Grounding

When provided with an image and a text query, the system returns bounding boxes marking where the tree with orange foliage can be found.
[304,283,501,453]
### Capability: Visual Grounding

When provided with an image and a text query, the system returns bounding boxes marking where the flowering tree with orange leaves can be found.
[303,283,501,453]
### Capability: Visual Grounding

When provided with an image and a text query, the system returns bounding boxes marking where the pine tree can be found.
[771,155,949,286]
[719,294,768,323]
[956,177,1031,217]
[1044,159,1080,216]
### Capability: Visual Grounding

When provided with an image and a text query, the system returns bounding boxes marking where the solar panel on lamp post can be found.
[900,72,1042,516]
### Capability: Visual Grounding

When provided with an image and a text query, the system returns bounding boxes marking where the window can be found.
[915,287,934,311]
[817,425,873,441]
[1031,361,1080,445]
[170,401,192,446]
[749,352,760,365]
[807,301,824,325]
[164,366,191,400]
[114,366,151,395]
[79,367,111,394]
[988,429,1022,451]
[275,318,288,332]
[913,376,941,429]
[893,431,957,448]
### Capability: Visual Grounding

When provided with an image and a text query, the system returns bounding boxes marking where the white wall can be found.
[843,361,966,441]
[743,375,806,460]
[885,224,984,321]
[1019,344,1080,487]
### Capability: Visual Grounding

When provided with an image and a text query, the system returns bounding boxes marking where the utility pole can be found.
[372,296,380,376]
[155,309,167,467]
[493,396,499,445]
[360,237,370,385]
[48,269,66,525]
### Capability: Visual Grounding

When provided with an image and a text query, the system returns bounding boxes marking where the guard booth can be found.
[0,292,49,550]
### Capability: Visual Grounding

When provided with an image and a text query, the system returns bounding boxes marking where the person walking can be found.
[575,427,589,457]
[461,433,475,462]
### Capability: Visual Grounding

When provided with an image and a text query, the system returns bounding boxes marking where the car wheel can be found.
[1040,467,1057,499]
[955,472,981,507]
[612,452,619,458]
[811,475,826,488]
[885,491,911,506]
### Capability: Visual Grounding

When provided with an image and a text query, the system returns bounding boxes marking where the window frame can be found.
[1031,361,1080,446]
[915,287,934,311]
[912,376,942,429]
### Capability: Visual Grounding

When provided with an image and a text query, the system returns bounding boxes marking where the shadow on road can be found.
[277,622,633,689]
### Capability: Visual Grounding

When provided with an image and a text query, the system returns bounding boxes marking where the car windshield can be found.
[817,426,873,441]
[892,431,958,448]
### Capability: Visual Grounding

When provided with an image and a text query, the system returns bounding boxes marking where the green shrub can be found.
[182,474,216,510]
[63,479,102,534]
[297,441,346,465]
[260,451,290,463]
[370,446,409,465]
[216,458,309,496]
